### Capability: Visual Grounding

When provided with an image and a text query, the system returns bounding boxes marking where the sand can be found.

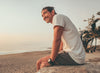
[0,46,100,73]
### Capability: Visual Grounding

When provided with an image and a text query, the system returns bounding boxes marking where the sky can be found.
[0,0,100,54]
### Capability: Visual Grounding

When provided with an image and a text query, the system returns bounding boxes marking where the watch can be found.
[48,58,54,65]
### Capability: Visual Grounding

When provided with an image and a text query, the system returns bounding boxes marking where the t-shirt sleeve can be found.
[52,15,65,28]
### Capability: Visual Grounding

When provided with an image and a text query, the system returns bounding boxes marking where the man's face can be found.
[41,9,54,23]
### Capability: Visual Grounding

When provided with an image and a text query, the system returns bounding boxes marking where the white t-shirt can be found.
[52,14,85,64]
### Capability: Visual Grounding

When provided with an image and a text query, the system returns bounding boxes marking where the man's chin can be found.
[45,21,50,23]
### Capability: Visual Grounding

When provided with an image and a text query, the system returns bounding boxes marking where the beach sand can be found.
[0,46,100,73]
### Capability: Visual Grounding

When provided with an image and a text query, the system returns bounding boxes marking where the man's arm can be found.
[59,41,63,52]
[50,26,64,62]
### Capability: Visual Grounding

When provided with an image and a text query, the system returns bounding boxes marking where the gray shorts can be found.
[54,51,80,65]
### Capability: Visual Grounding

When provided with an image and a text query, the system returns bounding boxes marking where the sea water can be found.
[0,42,52,55]
[0,38,100,55]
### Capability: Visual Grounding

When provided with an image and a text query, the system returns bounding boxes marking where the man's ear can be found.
[51,10,55,15]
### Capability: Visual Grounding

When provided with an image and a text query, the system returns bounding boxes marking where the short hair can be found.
[42,6,57,14]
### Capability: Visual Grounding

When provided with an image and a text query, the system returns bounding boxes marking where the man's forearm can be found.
[50,39,61,62]
[50,26,64,62]
[59,41,63,52]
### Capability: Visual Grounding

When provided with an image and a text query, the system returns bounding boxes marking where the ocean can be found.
[0,38,100,55]
[0,42,52,55]
[0,34,53,55]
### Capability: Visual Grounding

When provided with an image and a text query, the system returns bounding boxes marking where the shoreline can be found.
[0,49,51,56]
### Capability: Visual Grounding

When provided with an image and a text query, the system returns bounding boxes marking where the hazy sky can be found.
[0,0,100,53]
[0,0,100,34]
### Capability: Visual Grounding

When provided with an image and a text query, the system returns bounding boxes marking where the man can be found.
[36,6,85,71]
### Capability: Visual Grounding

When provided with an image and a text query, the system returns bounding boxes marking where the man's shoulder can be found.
[54,14,66,17]
[53,14,68,20]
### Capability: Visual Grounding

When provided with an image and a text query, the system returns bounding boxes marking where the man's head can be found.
[41,6,57,23]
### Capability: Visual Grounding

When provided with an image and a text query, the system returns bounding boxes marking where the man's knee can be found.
[36,59,41,66]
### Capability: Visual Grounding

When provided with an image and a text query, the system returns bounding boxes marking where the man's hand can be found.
[40,62,51,69]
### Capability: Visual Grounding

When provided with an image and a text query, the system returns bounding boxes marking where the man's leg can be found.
[36,55,50,71]
[54,51,79,65]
